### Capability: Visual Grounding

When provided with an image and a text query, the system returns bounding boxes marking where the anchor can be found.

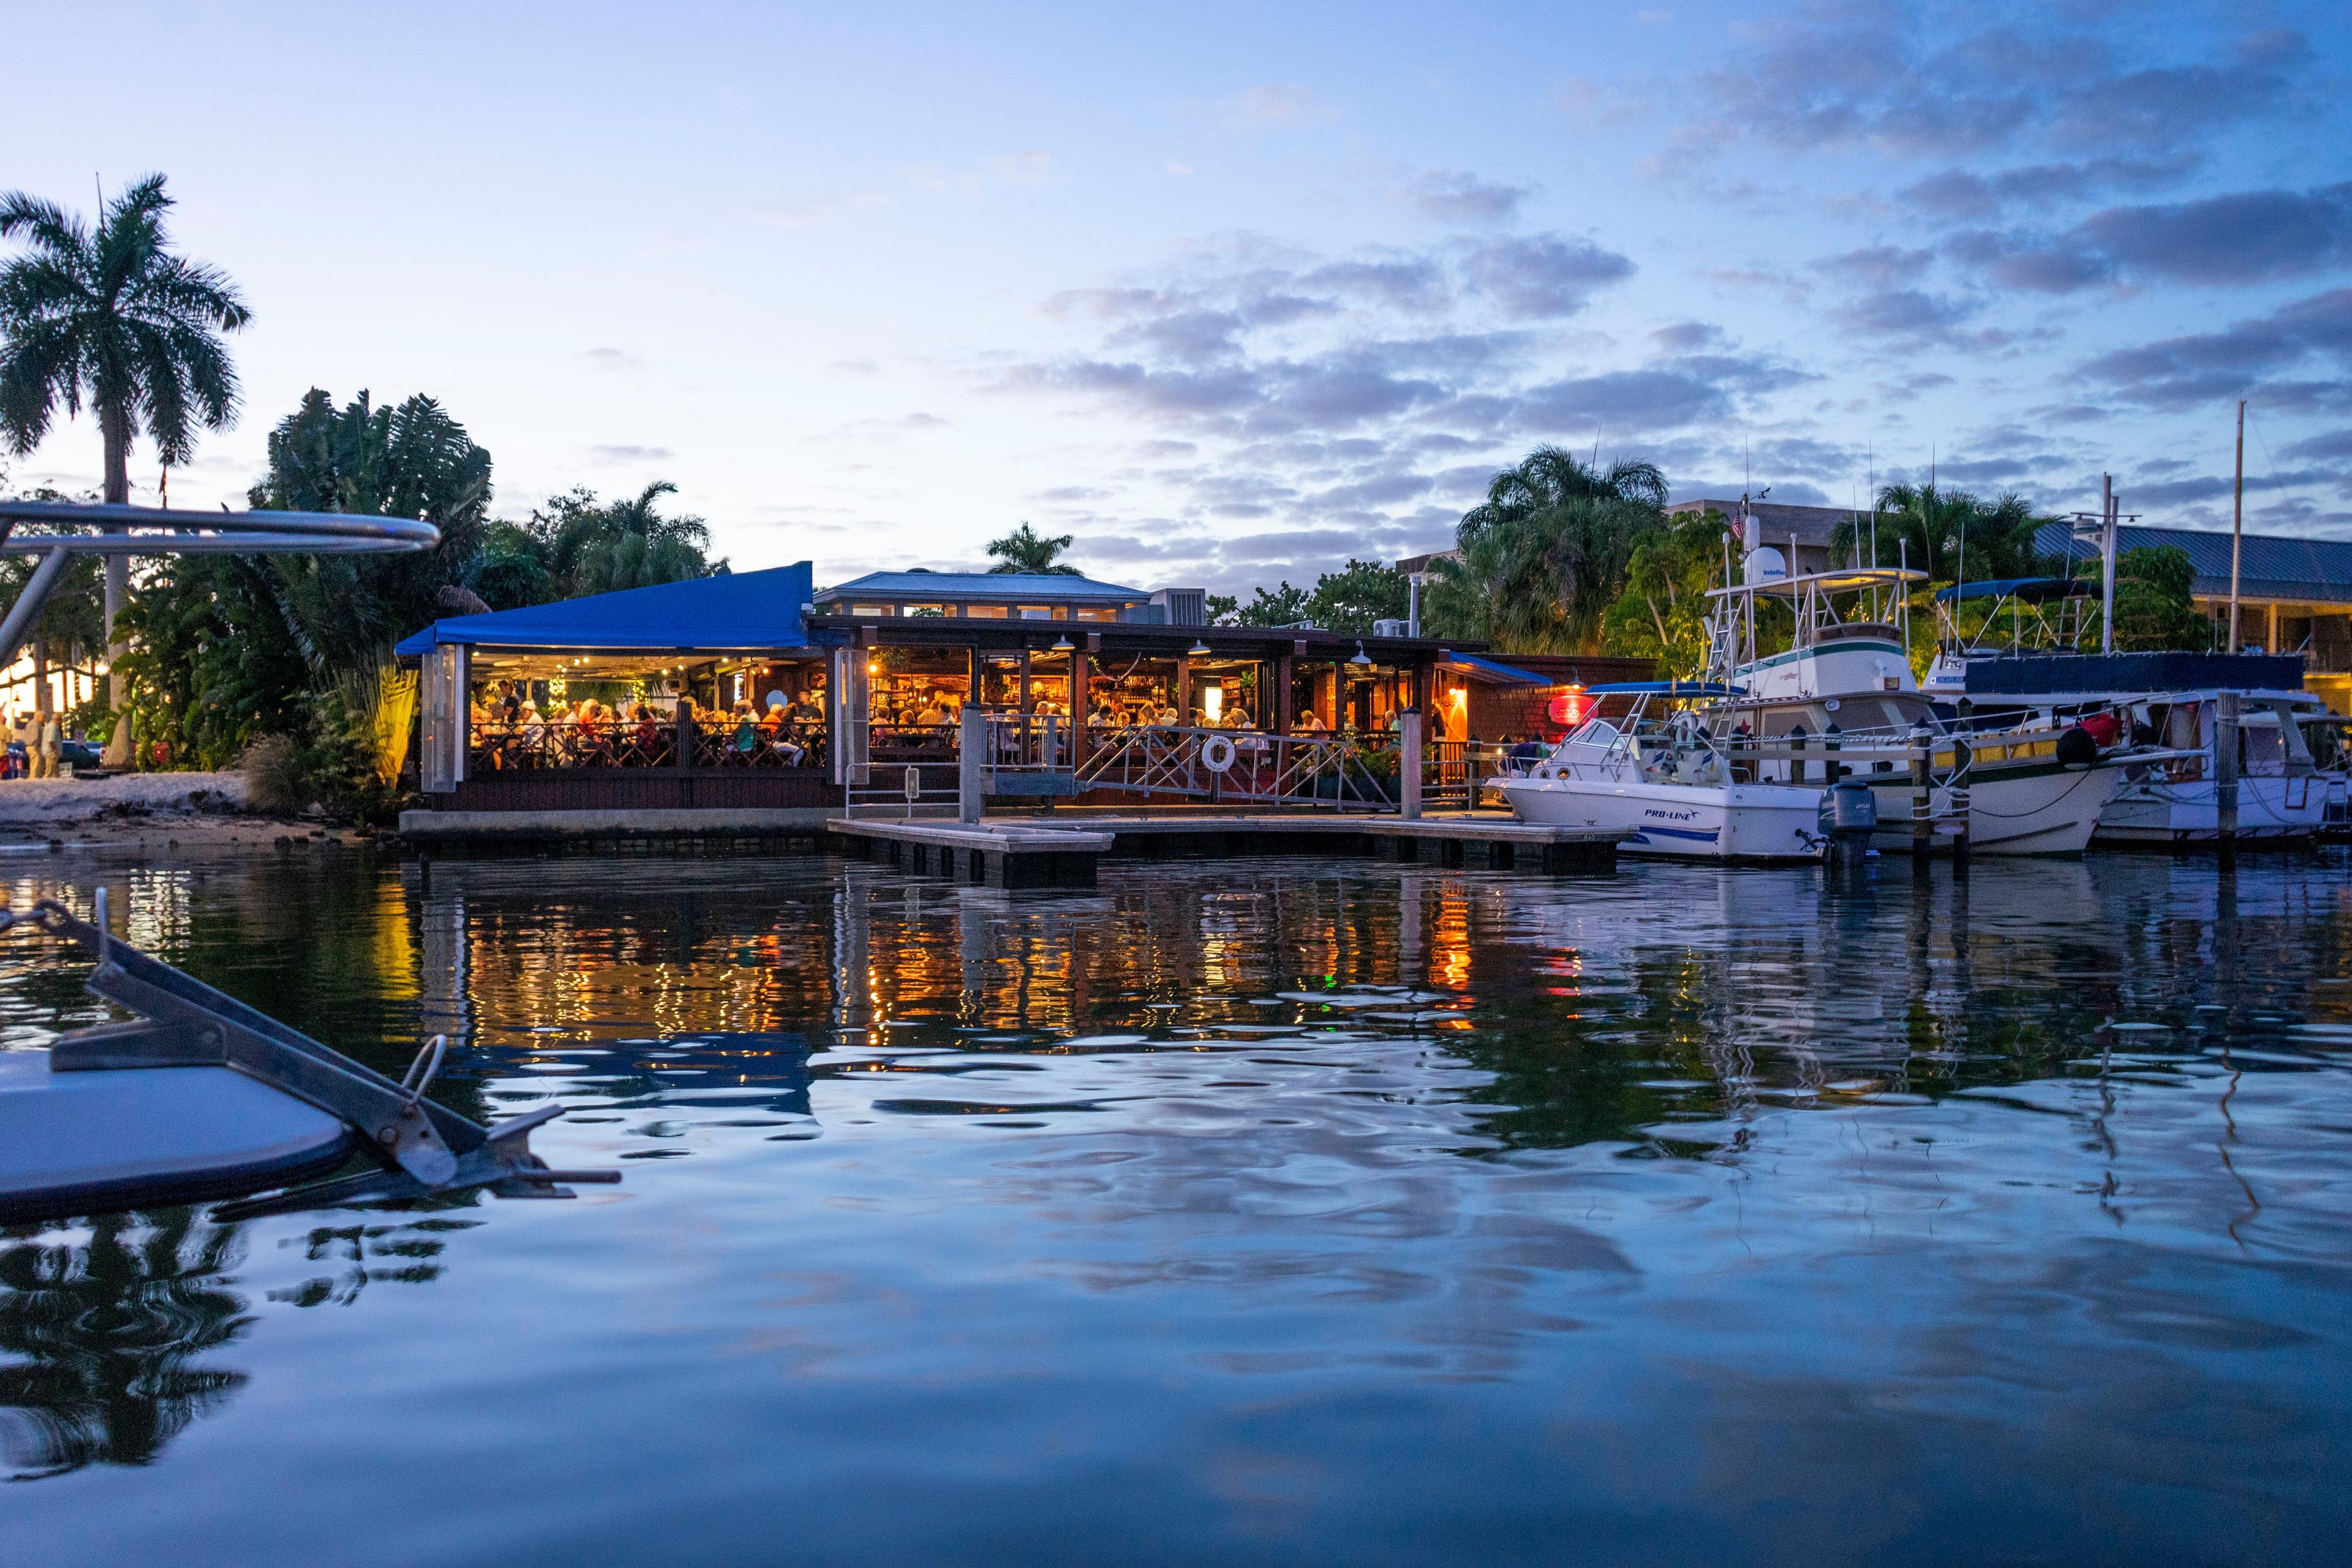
[0,891,617,1223]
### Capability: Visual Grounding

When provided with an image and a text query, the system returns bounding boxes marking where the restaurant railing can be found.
[1075,725,1393,809]
[468,715,831,774]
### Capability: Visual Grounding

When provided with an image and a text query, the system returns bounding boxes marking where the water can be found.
[4,848,2350,1564]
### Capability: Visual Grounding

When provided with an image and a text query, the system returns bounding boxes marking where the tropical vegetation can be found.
[0,173,251,753]
[1210,557,1409,633]
[986,522,1079,575]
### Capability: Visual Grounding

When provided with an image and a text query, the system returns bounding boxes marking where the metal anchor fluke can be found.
[1,890,621,1224]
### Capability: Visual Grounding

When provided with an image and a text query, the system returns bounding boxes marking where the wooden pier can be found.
[831,811,1623,888]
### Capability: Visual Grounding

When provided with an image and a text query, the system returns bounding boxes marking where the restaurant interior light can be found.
[1187,638,1212,657]
[1049,633,1074,653]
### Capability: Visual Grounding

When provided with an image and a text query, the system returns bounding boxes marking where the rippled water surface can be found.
[4,847,2351,1565]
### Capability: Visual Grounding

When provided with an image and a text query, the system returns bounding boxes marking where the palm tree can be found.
[1423,495,1662,655]
[986,521,1080,575]
[1456,445,1666,545]
[533,480,722,597]
[0,173,251,747]
[1839,483,2054,585]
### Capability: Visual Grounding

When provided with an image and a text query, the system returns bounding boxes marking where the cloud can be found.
[1516,369,1731,432]
[2283,430,2352,464]
[1406,170,1532,223]
[1831,288,1979,339]
[587,444,674,464]
[1223,83,1335,129]
[907,151,1055,194]
[1649,322,1728,354]
[1815,246,1933,288]
[2067,183,2352,287]
[1670,13,2310,167]
[753,189,893,228]
[2077,287,2352,410]
[1899,157,2198,222]
[1461,235,1635,318]
[584,347,641,370]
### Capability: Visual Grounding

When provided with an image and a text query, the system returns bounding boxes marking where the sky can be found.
[7,0,2351,594]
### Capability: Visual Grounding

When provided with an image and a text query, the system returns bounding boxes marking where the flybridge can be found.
[1704,563,1928,703]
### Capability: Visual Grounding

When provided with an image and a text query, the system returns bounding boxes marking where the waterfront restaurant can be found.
[395,563,1578,818]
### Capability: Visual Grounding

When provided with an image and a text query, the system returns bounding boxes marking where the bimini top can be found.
[395,562,813,657]
[1586,680,1746,696]
[1934,576,2094,605]
[1440,652,1550,685]
[1708,565,1928,599]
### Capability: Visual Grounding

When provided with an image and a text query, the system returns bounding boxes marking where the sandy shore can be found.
[0,771,380,850]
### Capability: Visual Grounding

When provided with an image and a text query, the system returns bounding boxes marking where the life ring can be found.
[1200,734,1237,773]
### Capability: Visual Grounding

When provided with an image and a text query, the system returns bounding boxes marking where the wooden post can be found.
[1018,646,1032,713]
[1911,746,1932,864]
[1950,733,1972,866]
[1071,645,1091,767]
[1276,652,1295,733]
[1400,708,1423,820]
[959,706,985,824]
[1176,656,1193,725]
[2229,400,2245,654]
[2215,691,2241,851]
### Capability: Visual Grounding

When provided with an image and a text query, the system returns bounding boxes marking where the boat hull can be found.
[1862,760,2130,856]
[1495,776,1826,862]
[2095,774,2326,846]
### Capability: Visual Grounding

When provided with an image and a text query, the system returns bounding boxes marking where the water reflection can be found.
[0,847,2345,1558]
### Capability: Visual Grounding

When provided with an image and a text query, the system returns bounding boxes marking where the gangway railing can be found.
[1075,725,1393,809]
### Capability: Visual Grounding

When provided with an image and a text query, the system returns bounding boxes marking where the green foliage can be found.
[1300,559,1409,633]
[2107,546,2212,652]
[1212,559,1411,633]
[0,174,251,494]
[494,481,725,601]
[1227,581,1313,626]
[1831,483,2055,582]
[1423,445,1670,654]
[1599,509,1729,676]
[984,521,1079,575]
[1456,445,1666,541]
[1424,495,1664,654]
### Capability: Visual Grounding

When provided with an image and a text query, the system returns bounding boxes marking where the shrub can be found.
[240,734,309,815]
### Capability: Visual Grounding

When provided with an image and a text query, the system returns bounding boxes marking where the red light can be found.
[1547,687,1590,727]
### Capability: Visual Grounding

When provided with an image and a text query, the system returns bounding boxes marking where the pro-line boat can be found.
[1693,544,2135,856]
[1490,683,1828,862]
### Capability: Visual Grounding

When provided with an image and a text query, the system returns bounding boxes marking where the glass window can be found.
[1074,607,1118,622]
[850,605,893,617]
[902,603,949,619]
[1017,606,1057,620]
[963,605,1010,619]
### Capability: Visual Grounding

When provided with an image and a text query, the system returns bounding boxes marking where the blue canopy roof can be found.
[818,569,1145,603]
[1441,652,1550,685]
[1585,680,1746,696]
[395,563,813,657]
[1934,576,2093,605]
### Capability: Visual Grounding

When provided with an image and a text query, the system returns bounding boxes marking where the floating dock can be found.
[831,811,1622,886]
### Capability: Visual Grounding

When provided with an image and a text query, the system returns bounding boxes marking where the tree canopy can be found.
[1212,559,1409,634]
[986,522,1079,575]
[0,173,251,500]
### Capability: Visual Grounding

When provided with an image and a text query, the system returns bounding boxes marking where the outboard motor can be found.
[1818,778,1878,867]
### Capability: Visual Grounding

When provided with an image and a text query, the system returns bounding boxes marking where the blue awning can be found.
[395,563,813,657]
[1585,681,1746,696]
[1442,652,1550,685]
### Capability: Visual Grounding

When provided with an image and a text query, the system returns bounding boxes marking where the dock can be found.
[831,811,1622,887]
[828,817,1114,888]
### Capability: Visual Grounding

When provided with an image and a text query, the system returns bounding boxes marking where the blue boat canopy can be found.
[395,563,813,657]
[1934,576,2094,605]
[1585,680,1746,696]
[1441,652,1550,685]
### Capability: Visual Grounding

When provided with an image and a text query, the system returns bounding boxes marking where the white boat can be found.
[1491,692,1828,863]
[1697,545,2133,856]
[2100,690,2329,845]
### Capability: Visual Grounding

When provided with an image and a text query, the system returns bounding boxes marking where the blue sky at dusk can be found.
[10,1,2352,592]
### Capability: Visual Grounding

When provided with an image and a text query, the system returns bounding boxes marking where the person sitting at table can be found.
[1226,703,1254,729]
[1294,709,1327,734]
[1155,704,1180,726]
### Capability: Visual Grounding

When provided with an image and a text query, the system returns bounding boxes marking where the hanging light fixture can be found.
[1049,633,1074,653]
[1349,641,1373,668]
[1188,637,1212,657]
